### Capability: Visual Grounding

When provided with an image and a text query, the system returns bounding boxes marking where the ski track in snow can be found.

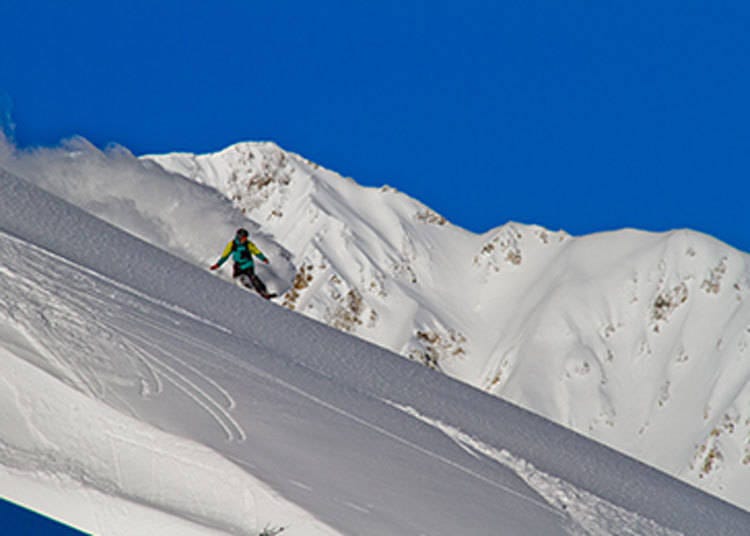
[112,327,245,442]
[388,403,683,536]
[2,228,233,334]
[0,230,245,444]
[206,341,564,518]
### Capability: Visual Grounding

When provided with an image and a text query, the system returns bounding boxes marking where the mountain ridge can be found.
[2,134,748,512]
[6,166,745,534]
[144,141,750,510]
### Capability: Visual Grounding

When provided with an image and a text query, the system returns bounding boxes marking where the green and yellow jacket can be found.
[215,238,267,271]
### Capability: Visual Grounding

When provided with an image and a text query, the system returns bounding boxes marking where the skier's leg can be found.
[233,264,253,289]
[248,272,269,296]
[235,265,274,299]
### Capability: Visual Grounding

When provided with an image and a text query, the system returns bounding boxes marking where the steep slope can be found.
[5,169,746,534]
[0,136,297,294]
[145,141,750,510]
[3,135,749,510]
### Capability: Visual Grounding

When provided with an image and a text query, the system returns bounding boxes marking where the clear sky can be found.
[2,1,749,251]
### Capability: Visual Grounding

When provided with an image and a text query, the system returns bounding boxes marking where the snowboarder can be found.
[210,228,276,299]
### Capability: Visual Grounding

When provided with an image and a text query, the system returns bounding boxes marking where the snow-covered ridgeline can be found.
[144,141,750,510]
[1,166,748,535]
[2,135,749,510]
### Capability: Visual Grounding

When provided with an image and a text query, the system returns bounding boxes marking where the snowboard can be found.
[237,274,277,300]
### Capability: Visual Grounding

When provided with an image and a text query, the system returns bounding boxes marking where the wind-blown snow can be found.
[0,136,295,294]
[1,138,750,534]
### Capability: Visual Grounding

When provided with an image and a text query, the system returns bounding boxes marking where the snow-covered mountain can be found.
[140,141,750,510]
[1,135,749,532]
[8,164,750,535]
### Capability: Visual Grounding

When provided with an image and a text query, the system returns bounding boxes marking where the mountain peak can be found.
[3,134,748,511]
[143,141,750,510]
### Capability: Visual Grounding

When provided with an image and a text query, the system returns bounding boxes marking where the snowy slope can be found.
[2,167,750,533]
[3,135,750,512]
[142,141,750,510]
[0,137,297,295]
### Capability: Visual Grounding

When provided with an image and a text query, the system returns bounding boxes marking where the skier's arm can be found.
[248,241,269,263]
[211,241,235,269]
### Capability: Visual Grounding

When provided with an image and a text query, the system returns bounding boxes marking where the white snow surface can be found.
[0,139,749,534]
[142,141,750,511]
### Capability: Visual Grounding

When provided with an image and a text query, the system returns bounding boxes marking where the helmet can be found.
[236,228,249,239]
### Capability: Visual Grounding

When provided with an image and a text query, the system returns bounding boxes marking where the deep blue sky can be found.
[2,1,749,251]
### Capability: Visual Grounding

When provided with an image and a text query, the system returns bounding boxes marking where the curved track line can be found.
[120,329,246,442]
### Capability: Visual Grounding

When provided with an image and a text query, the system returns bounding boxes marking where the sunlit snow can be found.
[1,137,749,534]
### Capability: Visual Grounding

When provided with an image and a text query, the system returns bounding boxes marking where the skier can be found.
[210,228,276,299]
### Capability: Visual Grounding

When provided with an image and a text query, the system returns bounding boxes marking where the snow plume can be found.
[0,93,15,143]
[0,134,295,293]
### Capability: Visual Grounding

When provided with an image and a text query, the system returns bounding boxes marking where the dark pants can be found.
[233,263,268,295]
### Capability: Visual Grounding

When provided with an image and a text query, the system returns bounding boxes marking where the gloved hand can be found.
[262,258,270,265]
[210,264,219,270]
